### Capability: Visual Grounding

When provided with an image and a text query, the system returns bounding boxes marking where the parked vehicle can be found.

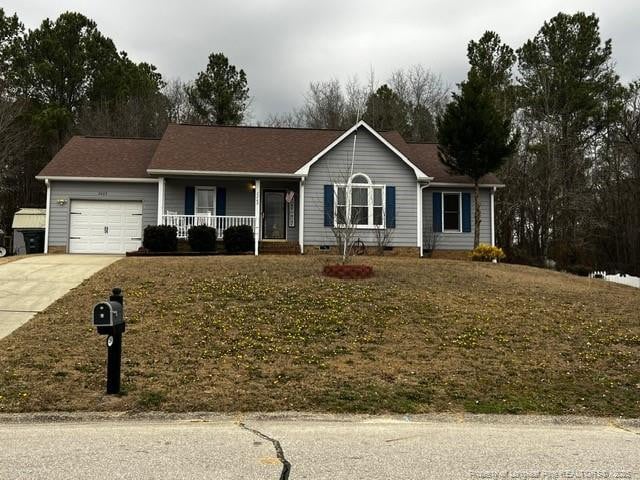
[0,229,7,257]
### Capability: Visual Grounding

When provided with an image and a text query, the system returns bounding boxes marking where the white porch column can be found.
[254,179,261,256]
[490,187,496,247]
[299,178,305,254]
[157,177,165,225]
[43,179,51,254]
[416,183,422,257]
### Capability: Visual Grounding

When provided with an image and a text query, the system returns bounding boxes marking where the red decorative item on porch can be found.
[322,264,374,280]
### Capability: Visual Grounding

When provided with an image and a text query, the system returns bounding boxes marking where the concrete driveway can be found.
[0,255,120,339]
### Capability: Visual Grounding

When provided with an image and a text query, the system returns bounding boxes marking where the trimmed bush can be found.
[471,243,506,262]
[187,225,216,252]
[143,225,178,252]
[223,225,254,253]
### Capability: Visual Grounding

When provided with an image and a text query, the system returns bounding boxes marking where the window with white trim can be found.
[442,192,461,232]
[195,186,216,215]
[334,173,385,227]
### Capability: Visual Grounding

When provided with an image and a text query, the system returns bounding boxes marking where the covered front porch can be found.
[156,176,303,255]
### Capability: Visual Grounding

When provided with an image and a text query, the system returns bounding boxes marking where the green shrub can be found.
[223,225,254,253]
[471,243,506,262]
[187,225,216,252]
[143,225,177,252]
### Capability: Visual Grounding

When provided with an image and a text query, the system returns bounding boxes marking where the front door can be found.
[262,190,286,240]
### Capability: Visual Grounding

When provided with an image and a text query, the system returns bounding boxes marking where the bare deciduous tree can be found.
[163,78,197,124]
[390,65,449,141]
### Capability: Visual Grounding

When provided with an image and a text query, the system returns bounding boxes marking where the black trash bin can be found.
[22,230,45,254]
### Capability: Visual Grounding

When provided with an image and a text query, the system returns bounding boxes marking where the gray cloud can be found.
[5,0,638,122]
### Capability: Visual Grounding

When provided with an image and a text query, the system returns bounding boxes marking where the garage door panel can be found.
[69,200,143,254]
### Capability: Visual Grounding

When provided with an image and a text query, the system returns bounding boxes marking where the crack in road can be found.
[239,422,291,480]
[610,421,640,436]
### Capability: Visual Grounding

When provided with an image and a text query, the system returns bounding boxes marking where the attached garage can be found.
[69,200,143,254]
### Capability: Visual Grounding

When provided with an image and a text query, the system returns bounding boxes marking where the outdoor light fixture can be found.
[250,182,256,190]
[56,198,67,206]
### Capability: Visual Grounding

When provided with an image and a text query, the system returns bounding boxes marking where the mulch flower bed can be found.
[322,264,374,279]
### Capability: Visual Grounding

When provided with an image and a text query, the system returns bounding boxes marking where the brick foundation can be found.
[427,249,472,261]
[304,244,420,257]
[47,245,67,254]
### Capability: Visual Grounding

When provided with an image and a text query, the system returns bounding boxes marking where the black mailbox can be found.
[93,301,124,327]
[93,288,125,394]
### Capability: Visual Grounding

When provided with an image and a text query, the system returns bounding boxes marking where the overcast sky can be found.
[4,0,639,122]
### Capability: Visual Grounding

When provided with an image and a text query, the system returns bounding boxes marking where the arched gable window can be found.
[334,173,385,227]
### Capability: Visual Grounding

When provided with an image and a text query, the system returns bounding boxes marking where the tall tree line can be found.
[0,8,250,233]
[488,12,638,274]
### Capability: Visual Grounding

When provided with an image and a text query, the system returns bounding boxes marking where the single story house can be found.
[36,120,503,256]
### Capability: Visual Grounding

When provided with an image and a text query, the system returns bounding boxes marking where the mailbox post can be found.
[92,287,125,394]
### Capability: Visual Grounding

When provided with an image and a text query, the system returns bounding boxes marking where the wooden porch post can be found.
[254,179,261,256]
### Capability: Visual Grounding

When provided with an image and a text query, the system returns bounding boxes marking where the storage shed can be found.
[12,208,46,255]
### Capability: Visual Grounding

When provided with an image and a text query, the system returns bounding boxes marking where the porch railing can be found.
[161,214,256,239]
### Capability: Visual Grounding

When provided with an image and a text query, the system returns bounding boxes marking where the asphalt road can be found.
[0,414,638,479]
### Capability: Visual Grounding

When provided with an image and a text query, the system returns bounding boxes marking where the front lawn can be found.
[0,256,638,416]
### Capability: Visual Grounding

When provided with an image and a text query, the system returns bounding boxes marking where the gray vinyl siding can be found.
[422,187,492,250]
[164,178,254,216]
[164,177,300,242]
[304,129,418,247]
[48,181,158,249]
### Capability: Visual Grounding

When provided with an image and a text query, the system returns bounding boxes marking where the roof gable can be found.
[294,120,432,181]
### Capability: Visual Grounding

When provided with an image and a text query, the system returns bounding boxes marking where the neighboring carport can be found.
[0,255,119,339]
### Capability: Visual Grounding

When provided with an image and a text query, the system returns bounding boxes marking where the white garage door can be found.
[69,200,143,254]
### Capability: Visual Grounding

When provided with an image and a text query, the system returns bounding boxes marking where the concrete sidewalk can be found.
[0,255,120,339]
[0,414,637,479]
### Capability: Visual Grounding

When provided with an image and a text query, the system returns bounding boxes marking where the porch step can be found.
[259,241,300,255]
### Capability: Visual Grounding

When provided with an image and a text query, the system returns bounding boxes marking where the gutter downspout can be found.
[490,186,498,263]
[44,179,51,254]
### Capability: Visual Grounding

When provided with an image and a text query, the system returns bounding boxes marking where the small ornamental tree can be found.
[437,72,518,247]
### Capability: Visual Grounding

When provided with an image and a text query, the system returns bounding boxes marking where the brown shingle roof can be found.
[148,124,344,174]
[401,141,502,185]
[38,123,502,186]
[38,136,159,179]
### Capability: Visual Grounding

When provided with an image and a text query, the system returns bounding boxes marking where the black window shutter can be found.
[462,193,471,233]
[324,185,333,226]
[216,187,226,216]
[385,186,396,228]
[185,186,195,215]
[432,192,442,232]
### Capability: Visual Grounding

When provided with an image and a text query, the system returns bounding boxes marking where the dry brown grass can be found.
[1,255,638,416]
